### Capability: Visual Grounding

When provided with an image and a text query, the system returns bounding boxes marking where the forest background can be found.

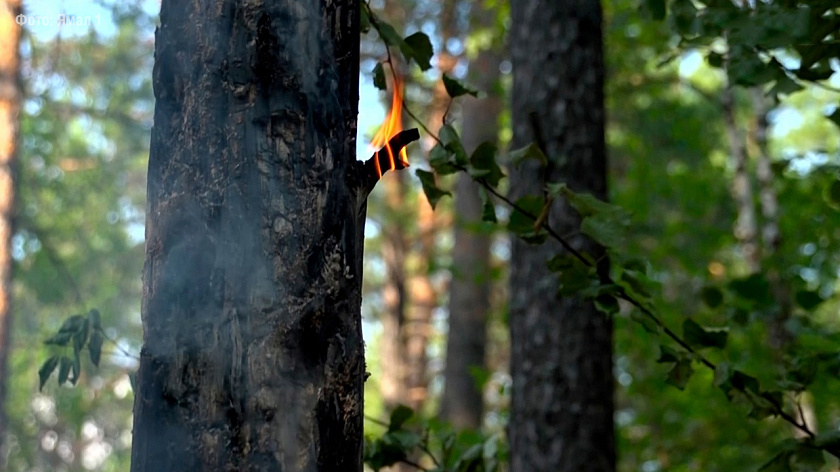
[1,0,839,471]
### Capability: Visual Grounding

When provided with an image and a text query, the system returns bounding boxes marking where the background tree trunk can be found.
[131,1,365,470]
[440,45,500,429]
[0,0,20,457]
[508,0,615,471]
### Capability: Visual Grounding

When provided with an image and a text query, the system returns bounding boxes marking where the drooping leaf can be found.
[508,195,548,244]
[372,62,387,91]
[683,318,728,349]
[403,32,433,71]
[388,404,414,432]
[700,285,724,308]
[646,0,667,20]
[39,355,59,391]
[89,309,102,330]
[479,187,497,223]
[594,294,620,315]
[728,274,774,308]
[546,254,599,296]
[429,142,459,175]
[509,142,547,168]
[416,169,450,209]
[657,344,681,363]
[442,74,478,98]
[468,141,504,187]
[439,124,469,166]
[666,359,694,390]
[631,310,662,335]
[58,356,72,385]
[360,6,370,34]
[89,331,104,367]
[794,290,824,311]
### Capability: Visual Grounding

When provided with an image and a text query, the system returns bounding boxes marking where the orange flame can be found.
[369,77,409,179]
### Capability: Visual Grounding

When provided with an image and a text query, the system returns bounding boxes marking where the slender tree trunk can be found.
[0,0,21,457]
[131,1,366,470]
[722,87,760,272]
[508,1,615,471]
[440,45,500,429]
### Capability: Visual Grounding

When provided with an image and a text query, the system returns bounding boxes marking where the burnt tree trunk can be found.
[0,0,20,457]
[508,0,615,471]
[131,1,367,471]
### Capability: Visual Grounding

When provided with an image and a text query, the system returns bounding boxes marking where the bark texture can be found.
[508,1,615,471]
[0,0,20,456]
[131,1,365,471]
[440,46,500,429]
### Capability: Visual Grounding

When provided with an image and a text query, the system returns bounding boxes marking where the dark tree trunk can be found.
[131,1,366,471]
[440,46,500,429]
[508,1,615,471]
[0,0,21,457]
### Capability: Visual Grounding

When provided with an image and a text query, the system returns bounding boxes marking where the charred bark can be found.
[0,0,21,456]
[508,0,615,471]
[131,1,368,470]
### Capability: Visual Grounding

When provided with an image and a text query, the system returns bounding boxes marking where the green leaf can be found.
[657,344,681,363]
[58,356,72,385]
[666,359,694,390]
[376,20,406,52]
[828,108,840,129]
[631,310,662,335]
[89,309,102,330]
[429,143,459,175]
[646,0,666,20]
[73,318,90,354]
[580,212,628,249]
[468,142,504,187]
[388,404,414,432]
[439,125,468,164]
[360,6,370,34]
[71,350,81,385]
[546,254,598,296]
[758,451,793,472]
[791,446,825,471]
[682,318,728,349]
[479,187,497,223]
[509,142,547,168]
[442,74,478,98]
[39,355,59,391]
[824,178,840,209]
[714,362,732,388]
[728,274,774,307]
[594,294,619,315]
[43,331,73,346]
[403,32,433,71]
[372,62,386,91]
[794,290,824,311]
[89,331,104,367]
[416,169,450,209]
[700,285,724,308]
[508,195,548,244]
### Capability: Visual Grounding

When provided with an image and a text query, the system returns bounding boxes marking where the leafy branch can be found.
[362,3,840,466]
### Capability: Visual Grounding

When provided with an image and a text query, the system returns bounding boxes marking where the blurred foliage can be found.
[4,3,152,471]
[10,0,840,470]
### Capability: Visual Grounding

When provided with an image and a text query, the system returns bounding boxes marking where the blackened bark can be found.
[440,47,500,429]
[131,1,365,471]
[508,1,615,471]
[0,0,21,456]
